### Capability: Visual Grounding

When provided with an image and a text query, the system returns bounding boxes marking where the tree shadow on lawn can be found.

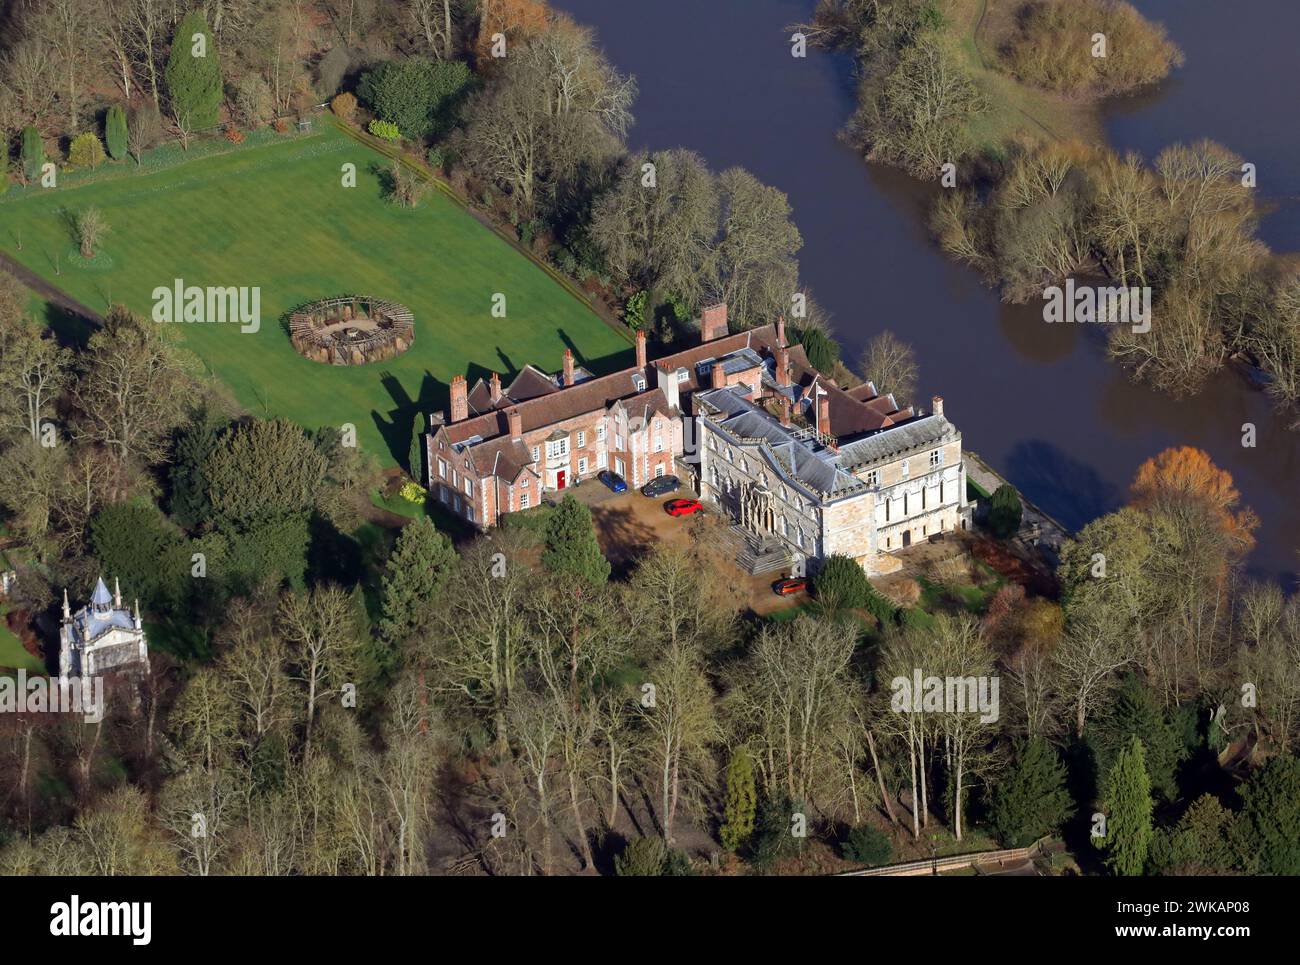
[374,368,445,466]
[42,301,96,349]
[556,327,635,377]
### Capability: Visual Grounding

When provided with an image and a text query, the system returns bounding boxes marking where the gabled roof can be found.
[438,318,926,481]
[505,365,560,402]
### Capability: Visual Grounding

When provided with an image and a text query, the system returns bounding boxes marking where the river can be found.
[554,0,1299,582]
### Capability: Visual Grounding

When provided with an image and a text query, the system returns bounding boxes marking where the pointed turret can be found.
[114,576,122,608]
[91,576,112,611]
[62,588,71,621]
[133,599,142,631]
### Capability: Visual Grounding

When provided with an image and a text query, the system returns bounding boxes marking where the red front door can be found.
[556,469,567,489]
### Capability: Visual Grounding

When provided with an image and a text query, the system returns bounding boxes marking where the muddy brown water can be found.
[554,0,1299,582]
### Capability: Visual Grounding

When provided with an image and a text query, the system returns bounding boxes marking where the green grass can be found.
[0,123,632,466]
[949,0,1105,153]
[368,488,476,541]
[0,604,44,673]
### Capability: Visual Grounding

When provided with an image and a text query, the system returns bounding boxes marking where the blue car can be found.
[598,470,628,493]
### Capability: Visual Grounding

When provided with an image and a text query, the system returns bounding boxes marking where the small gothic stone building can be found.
[58,576,149,681]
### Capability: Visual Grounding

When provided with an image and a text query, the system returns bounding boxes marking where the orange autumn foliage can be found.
[1130,446,1258,553]
[476,0,551,64]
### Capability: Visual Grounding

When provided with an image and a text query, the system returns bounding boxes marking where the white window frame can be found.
[577,430,586,448]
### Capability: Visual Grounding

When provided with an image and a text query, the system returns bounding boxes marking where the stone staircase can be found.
[719,524,793,576]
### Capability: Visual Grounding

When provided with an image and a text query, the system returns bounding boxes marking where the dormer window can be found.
[676,369,689,384]
[632,374,647,392]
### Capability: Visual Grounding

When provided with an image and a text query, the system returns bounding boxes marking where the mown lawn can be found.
[0,604,44,673]
[0,123,632,464]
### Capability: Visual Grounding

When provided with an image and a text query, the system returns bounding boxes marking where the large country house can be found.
[424,304,970,573]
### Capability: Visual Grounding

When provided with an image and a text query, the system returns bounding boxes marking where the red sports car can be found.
[665,498,704,517]
[772,578,807,596]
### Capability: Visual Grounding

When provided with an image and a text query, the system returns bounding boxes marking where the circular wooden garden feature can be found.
[289,295,415,365]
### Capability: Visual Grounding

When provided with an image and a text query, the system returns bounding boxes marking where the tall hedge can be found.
[105,105,129,160]
[20,126,44,181]
[165,12,223,131]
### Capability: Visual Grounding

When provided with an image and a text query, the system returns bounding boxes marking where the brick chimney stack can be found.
[508,407,522,440]
[490,372,502,404]
[562,349,575,387]
[700,304,728,343]
[776,313,786,348]
[780,398,792,426]
[635,329,647,370]
[817,393,830,436]
[932,395,944,419]
[776,345,790,387]
[450,374,468,423]
[712,362,727,389]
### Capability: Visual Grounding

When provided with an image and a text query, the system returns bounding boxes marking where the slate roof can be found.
[71,578,137,644]
[700,385,958,501]
[439,316,929,482]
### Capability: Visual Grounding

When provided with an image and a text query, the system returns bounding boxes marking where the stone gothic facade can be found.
[58,577,149,681]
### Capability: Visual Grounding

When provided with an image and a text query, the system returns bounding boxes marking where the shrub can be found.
[234,75,275,127]
[399,481,427,504]
[841,825,892,866]
[20,126,44,181]
[614,836,667,876]
[357,57,473,140]
[105,105,129,160]
[720,747,758,851]
[1000,0,1183,98]
[223,125,245,144]
[425,146,444,171]
[316,47,351,99]
[368,119,400,142]
[68,132,106,169]
[624,290,648,329]
[897,606,933,631]
[814,554,871,611]
[797,325,841,374]
[272,117,291,134]
[331,92,357,122]
[988,484,1023,539]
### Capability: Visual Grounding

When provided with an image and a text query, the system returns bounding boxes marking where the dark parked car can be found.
[640,474,681,498]
[597,470,627,493]
[772,578,807,596]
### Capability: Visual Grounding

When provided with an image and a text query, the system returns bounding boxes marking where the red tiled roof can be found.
[443,319,913,456]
